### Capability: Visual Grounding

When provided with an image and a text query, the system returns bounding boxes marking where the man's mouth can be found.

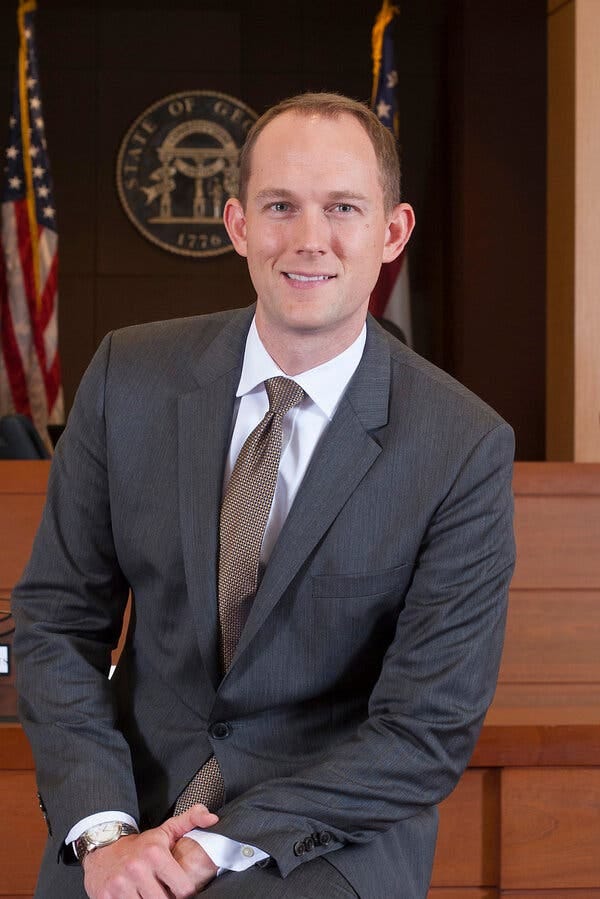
[283,272,335,282]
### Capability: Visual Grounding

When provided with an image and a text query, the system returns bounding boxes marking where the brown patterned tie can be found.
[174,377,305,814]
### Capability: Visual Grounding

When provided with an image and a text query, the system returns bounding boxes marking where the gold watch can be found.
[74,821,137,863]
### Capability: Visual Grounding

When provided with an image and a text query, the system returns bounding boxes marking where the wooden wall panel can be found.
[0,463,49,594]
[512,496,600,589]
[499,589,600,682]
[0,463,51,718]
[430,769,499,887]
[574,0,600,460]
[512,461,600,494]
[492,683,600,713]
[3,457,600,895]
[503,892,600,898]
[0,772,46,896]
[474,685,600,768]
[428,891,497,898]
[0,495,47,594]
[501,768,600,889]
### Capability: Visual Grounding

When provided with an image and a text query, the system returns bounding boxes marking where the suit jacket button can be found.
[210,722,230,739]
[303,836,315,851]
[293,840,306,856]
[319,831,332,846]
[37,792,51,835]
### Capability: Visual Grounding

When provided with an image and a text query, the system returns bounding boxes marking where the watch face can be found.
[88,822,122,846]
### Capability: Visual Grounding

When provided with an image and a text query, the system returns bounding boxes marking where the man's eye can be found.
[271,202,289,212]
[335,204,354,213]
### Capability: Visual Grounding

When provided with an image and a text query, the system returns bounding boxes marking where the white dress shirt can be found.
[67,317,366,873]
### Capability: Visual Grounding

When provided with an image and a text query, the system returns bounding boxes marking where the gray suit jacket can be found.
[12,306,515,898]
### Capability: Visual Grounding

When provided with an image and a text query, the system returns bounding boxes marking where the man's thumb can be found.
[161,804,219,844]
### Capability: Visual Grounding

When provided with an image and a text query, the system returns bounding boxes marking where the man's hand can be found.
[82,804,219,899]
[172,837,219,891]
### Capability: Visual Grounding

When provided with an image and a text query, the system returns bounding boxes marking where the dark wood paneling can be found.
[0,1,548,461]
[58,275,97,411]
[94,268,254,339]
[446,0,546,459]
[97,9,239,73]
[43,69,97,276]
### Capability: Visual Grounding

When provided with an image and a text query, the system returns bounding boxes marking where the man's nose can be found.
[294,208,329,254]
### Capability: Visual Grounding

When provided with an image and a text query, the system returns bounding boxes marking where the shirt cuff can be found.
[182,829,269,874]
[65,812,139,858]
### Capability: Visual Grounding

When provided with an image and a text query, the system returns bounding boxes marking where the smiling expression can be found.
[224,111,413,368]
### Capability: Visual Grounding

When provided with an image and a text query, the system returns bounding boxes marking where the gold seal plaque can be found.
[116,90,258,258]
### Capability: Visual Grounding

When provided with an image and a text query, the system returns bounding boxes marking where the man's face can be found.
[224,111,413,360]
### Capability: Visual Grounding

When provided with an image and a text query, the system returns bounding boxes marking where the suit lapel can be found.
[178,307,253,688]
[228,318,392,673]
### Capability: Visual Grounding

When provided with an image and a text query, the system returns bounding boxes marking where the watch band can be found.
[74,821,138,864]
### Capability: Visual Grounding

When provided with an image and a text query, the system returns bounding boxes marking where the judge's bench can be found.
[1,461,599,897]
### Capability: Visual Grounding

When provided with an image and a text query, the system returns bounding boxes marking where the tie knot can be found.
[265,376,305,417]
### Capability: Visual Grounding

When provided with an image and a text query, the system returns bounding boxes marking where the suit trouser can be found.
[200,857,359,898]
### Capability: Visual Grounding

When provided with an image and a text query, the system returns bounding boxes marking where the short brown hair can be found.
[238,92,401,214]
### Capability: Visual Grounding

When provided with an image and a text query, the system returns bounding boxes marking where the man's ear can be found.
[382,202,415,264]
[223,198,248,257]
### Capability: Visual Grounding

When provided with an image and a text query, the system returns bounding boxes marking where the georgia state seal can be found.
[116,90,258,258]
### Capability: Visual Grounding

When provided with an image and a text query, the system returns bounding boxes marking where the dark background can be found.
[0,0,546,458]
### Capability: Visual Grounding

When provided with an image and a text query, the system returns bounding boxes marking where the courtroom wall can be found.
[0,0,546,458]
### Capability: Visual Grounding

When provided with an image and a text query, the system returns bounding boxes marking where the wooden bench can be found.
[1,461,600,897]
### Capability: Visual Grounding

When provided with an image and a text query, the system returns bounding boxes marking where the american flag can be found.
[0,0,63,446]
[369,0,412,347]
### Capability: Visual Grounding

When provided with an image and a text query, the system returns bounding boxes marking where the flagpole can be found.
[371,0,399,108]
[16,0,42,313]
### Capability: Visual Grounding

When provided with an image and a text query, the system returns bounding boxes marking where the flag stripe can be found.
[14,200,60,411]
[39,232,58,330]
[0,244,31,415]
[15,201,53,415]
[369,253,404,318]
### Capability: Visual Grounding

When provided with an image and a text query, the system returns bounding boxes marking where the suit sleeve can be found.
[207,420,515,877]
[11,333,138,850]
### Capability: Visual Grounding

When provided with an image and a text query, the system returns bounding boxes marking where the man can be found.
[12,93,515,898]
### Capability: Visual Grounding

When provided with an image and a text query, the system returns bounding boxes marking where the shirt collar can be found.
[237,318,367,420]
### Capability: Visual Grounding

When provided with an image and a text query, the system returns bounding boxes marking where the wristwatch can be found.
[74,821,138,863]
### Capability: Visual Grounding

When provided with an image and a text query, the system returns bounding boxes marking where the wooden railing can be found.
[1,461,600,896]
